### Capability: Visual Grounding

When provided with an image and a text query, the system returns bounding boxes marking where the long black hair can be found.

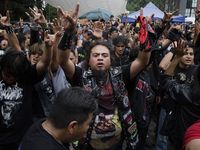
[0,51,31,77]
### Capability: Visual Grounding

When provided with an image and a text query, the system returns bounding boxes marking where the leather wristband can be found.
[168,28,182,41]
[4,25,14,34]
[57,31,72,51]
[170,47,176,55]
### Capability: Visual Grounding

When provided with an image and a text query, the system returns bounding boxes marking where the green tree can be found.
[0,0,35,21]
[0,0,57,22]
[43,3,57,22]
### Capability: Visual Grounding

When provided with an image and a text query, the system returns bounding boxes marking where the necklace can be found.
[42,122,67,150]
[98,75,109,87]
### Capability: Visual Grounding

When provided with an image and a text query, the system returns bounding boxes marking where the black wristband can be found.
[57,31,72,51]
[170,47,176,55]
[4,25,14,34]
[195,18,199,21]
[168,28,182,41]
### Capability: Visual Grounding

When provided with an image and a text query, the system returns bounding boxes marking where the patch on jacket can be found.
[136,79,146,92]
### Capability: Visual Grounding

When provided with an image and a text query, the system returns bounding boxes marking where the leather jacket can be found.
[160,74,200,143]
[34,72,55,117]
[74,66,139,150]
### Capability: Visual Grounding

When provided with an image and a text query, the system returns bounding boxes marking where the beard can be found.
[92,69,109,87]
[92,69,108,78]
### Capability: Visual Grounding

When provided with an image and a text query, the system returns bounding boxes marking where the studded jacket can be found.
[73,66,139,150]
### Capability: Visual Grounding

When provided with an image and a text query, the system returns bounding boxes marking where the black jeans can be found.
[136,126,149,150]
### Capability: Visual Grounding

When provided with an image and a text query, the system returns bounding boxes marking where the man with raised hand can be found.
[57,5,175,150]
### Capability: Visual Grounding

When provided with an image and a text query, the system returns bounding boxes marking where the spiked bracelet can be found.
[4,25,14,34]
[57,31,72,51]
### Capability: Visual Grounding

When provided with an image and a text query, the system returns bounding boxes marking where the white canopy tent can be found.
[185,17,195,24]
[44,0,128,17]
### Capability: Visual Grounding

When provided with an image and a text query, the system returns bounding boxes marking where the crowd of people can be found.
[0,2,200,150]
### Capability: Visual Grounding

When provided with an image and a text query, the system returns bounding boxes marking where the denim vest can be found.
[74,66,139,150]
[34,73,55,116]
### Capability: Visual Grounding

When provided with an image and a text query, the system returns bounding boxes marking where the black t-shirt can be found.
[0,64,43,144]
[161,64,197,110]
[173,64,197,84]
[18,119,72,150]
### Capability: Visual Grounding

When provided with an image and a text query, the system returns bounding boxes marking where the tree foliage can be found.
[0,0,58,23]
[0,0,35,21]
[43,4,57,22]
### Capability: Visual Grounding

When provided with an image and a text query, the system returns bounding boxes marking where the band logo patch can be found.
[128,122,137,134]
[136,79,146,92]
[122,94,130,107]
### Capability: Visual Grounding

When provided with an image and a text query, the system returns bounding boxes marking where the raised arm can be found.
[57,3,79,80]
[156,9,178,38]
[36,30,54,75]
[98,14,101,22]
[0,11,21,52]
[130,15,182,79]
[129,8,151,79]
[160,9,178,27]
[125,14,128,29]
[194,5,200,44]
[49,18,63,74]
[159,49,174,71]
[25,8,40,46]
[164,39,187,76]
[156,24,183,70]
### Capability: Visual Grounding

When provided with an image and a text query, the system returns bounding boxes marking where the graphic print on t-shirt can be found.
[0,80,23,127]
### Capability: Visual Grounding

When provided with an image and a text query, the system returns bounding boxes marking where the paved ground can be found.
[145,119,174,150]
[145,120,157,150]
